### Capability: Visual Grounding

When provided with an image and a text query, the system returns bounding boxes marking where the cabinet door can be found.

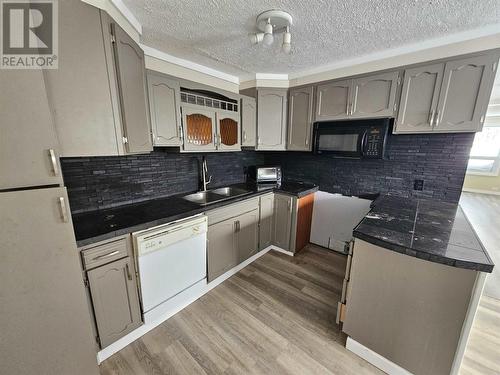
[111,22,153,153]
[259,194,274,250]
[394,64,444,133]
[217,111,241,151]
[0,70,62,189]
[288,86,314,151]
[315,79,351,120]
[182,106,217,152]
[147,73,182,146]
[0,187,98,375]
[87,257,142,348]
[351,71,400,118]
[236,208,259,262]
[45,0,123,157]
[273,194,293,251]
[435,55,498,132]
[241,96,257,147]
[257,89,287,151]
[207,219,237,282]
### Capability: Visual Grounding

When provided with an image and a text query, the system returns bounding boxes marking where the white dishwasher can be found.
[133,215,207,315]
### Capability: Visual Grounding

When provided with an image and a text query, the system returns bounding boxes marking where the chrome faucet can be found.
[201,156,212,191]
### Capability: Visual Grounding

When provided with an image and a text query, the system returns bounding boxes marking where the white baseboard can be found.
[96,245,274,364]
[346,337,413,375]
[270,246,294,256]
[462,188,500,196]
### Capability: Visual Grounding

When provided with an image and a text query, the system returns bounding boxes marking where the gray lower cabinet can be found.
[81,237,142,349]
[147,72,182,146]
[273,194,293,251]
[207,218,237,282]
[257,89,288,150]
[259,193,274,250]
[287,86,314,151]
[237,208,259,262]
[241,95,257,147]
[395,53,498,133]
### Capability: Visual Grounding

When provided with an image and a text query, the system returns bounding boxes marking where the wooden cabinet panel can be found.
[295,193,315,252]
[217,111,241,151]
[207,219,237,282]
[0,70,62,189]
[111,22,152,153]
[182,106,217,152]
[147,73,182,146]
[436,55,497,132]
[87,257,142,348]
[315,79,351,120]
[257,89,287,150]
[259,194,274,250]
[351,71,399,118]
[0,187,98,375]
[288,86,314,151]
[395,63,444,133]
[237,208,259,262]
[273,194,293,251]
[241,96,256,147]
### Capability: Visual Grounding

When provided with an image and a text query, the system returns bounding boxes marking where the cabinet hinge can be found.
[122,136,128,144]
[95,335,101,347]
[83,278,89,288]
[110,33,116,44]
[397,76,401,85]
[393,102,397,112]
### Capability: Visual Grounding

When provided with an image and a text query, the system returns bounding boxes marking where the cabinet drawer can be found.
[81,237,130,270]
[206,197,259,226]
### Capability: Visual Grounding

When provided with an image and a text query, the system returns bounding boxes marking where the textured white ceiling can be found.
[123,0,500,78]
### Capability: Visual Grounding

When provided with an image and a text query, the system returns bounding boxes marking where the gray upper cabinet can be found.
[288,86,314,151]
[44,0,123,157]
[273,194,293,251]
[87,256,142,348]
[350,71,400,118]
[316,79,351,120]
[147,72,182,146]
[435,55,497,132]
[395,54,498,133]
[257,89,288,151]
[0,70,62,190]
[395,63,444,133]
[236,208,259,263]
[259,194,274,250]
[241,96,257,147]
[110,21,153,153]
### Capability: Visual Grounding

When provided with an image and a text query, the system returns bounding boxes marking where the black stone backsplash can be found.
[61,150,264,213]
[61,132,474,213]
[264,132,474,203]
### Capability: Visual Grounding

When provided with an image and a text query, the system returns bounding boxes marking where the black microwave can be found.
[312,118,390,159]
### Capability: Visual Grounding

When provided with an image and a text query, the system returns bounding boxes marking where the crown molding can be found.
[109,0,142,34]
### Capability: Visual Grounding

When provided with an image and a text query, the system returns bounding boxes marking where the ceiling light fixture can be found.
[249,10,293,54]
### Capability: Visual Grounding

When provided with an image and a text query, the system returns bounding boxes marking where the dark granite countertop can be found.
[353,196,494,272]
[73,181,318,247]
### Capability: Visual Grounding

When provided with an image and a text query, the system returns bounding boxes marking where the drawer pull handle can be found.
[125,263,133,281]
[93,250,120,261]
[58,197,68,223]
[49,149,59,176]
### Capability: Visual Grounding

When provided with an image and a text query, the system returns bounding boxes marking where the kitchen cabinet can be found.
[147,72,182,146]
[315,72,400,121]
[241,95,257,147]
[273,194,293,251]
[237,208,260,262]
[287,86,314,151]
[182,106,217,151]
[395,54,498,133]
[207,219,237,281]
[108,18,153,153]
[259,193,274,250]
[81,236,142,349]
[217,111,241,151]
[0,69,62,190]
[257,89,288,150]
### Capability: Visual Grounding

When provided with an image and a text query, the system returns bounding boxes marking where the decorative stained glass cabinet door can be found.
[217,112,241,151]
[182,106,217,151]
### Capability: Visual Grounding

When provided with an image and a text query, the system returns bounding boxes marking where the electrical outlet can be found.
[414,179,424,191]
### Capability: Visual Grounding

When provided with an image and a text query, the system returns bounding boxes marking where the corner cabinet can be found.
[315,72,400,121]
[395,54,499,133]
[257,89,288,150]
[287,86,315,151]
[147,72,182,146]
[241,96,257,147]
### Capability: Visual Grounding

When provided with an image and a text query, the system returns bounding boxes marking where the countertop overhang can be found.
[353,196,494,272]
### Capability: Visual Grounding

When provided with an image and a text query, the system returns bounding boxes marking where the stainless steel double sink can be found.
[182,186,251,206]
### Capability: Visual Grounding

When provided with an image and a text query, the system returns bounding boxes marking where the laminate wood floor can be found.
[100,245,382,375]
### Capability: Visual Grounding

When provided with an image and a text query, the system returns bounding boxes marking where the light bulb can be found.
[282,26,291,54]
[249,33,263,45]
[263,19,274,46]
